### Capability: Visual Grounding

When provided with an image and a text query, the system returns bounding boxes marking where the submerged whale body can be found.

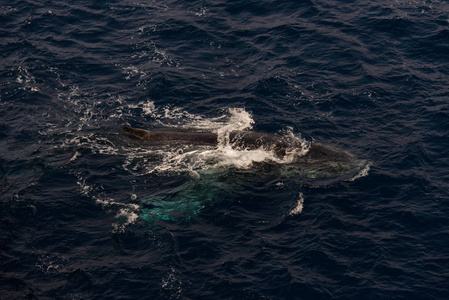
[123,126,367,179]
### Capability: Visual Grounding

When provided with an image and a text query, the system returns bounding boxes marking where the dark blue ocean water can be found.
[1,0,449,299]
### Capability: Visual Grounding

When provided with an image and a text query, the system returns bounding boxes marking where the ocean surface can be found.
[1,0,449,299]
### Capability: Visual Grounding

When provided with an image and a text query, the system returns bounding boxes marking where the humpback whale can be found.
[122,126,368,224]
[123,126,366,178]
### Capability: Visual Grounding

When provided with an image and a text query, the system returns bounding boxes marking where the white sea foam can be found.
[161,267,183,298]
[347,161,371,182]
[75,171,140,232]
[69,151,81,162]
[289,193,305,215]
[16,66,39,91]
[113,208,139,233]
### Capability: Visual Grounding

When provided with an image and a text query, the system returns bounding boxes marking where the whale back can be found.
[123,126,218,144]
[123,127,306,157]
